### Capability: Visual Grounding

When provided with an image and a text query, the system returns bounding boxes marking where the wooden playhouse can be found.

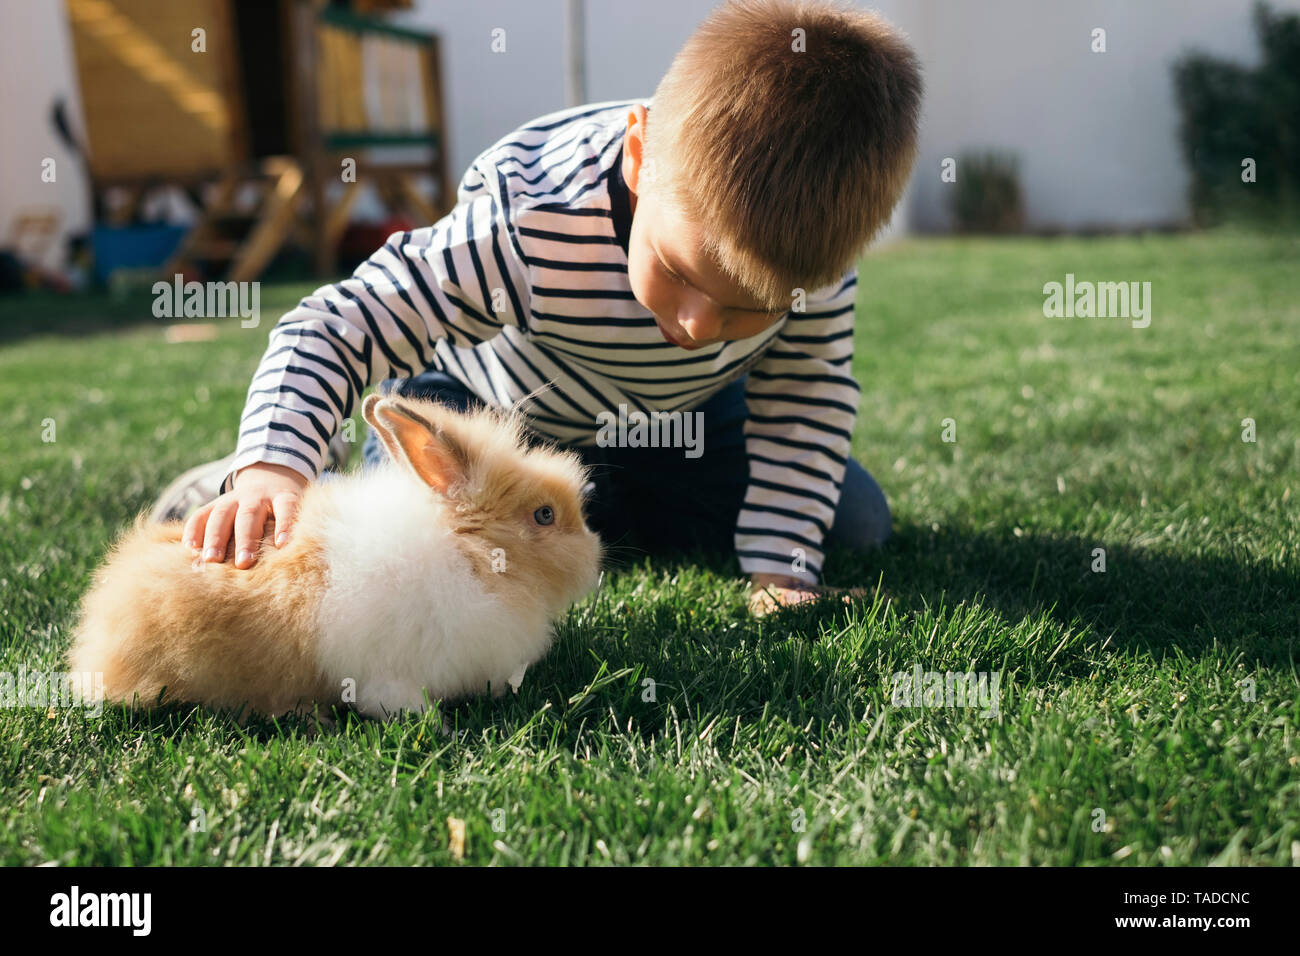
[65,0,452,280]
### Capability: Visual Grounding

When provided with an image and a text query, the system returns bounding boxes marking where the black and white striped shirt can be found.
[222,99,861,583]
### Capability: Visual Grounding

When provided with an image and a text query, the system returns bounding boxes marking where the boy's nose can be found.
[678,310,722,342]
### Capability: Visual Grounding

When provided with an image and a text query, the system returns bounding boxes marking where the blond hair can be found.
[644,0,922,309]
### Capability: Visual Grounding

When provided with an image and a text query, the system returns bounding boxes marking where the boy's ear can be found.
[361,394,468,495]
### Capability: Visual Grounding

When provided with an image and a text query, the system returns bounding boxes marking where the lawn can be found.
[1,229,1296,865]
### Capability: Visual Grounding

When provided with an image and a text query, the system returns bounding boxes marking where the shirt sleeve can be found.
[735,270,861,585]
[218,190,529,493]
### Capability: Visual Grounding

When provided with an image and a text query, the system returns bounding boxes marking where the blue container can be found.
[91,224,188,285]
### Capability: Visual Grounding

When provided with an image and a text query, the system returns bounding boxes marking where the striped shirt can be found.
[222,99,861,584]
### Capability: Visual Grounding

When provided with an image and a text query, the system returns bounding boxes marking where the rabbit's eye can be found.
[533,506,555,526]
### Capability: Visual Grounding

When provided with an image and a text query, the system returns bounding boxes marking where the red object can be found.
[337,215,418,267]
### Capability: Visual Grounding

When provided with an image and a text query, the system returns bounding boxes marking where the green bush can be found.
[1173,2,1300,224]
[950,151,1024,234]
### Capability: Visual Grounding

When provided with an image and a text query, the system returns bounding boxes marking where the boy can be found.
[156,0,922,614]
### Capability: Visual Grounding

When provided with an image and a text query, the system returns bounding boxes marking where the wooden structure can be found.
[65,0,451,281]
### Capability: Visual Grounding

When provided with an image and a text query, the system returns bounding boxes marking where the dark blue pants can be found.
[362,370,890,560]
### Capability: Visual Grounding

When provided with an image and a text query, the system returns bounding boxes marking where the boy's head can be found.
[621,0,922,350]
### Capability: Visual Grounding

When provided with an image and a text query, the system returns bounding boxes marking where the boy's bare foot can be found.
[747,573,868,617]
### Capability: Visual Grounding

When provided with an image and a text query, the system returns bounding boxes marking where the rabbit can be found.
[66,392,603,721]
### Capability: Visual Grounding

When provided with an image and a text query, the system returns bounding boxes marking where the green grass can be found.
[1,229,1297,865]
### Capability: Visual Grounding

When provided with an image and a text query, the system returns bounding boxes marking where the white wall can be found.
[905,0,1300,231]
[0,0,91,272]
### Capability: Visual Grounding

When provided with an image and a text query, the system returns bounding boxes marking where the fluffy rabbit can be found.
[66,393,603,720]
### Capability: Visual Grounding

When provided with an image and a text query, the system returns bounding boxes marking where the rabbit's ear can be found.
[362,394,468,495]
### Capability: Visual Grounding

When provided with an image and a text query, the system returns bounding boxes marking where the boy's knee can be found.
[829,458,892,550]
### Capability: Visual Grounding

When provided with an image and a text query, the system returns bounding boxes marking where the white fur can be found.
[312,463,555,718]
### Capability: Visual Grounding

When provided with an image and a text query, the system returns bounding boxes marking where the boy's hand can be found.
[182,462,309,570]
[747,573,867,617]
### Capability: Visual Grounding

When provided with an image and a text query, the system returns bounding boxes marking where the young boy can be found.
[155,0,922,614]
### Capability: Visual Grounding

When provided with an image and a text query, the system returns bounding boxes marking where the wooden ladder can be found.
[164,157,308,283]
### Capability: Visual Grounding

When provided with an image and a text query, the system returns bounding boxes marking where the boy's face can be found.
[622,106,787,351]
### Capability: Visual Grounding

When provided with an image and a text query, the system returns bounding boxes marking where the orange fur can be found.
[67,509,335,719]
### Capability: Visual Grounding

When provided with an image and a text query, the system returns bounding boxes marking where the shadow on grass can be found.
[0,283,318,346]
[82,694,359,744]
[841,523,1296,667]
[594,517,1296,669]
[0,290,174,345]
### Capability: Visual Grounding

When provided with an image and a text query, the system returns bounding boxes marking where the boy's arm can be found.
[219,191,528,493]
[736,271,861,588]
